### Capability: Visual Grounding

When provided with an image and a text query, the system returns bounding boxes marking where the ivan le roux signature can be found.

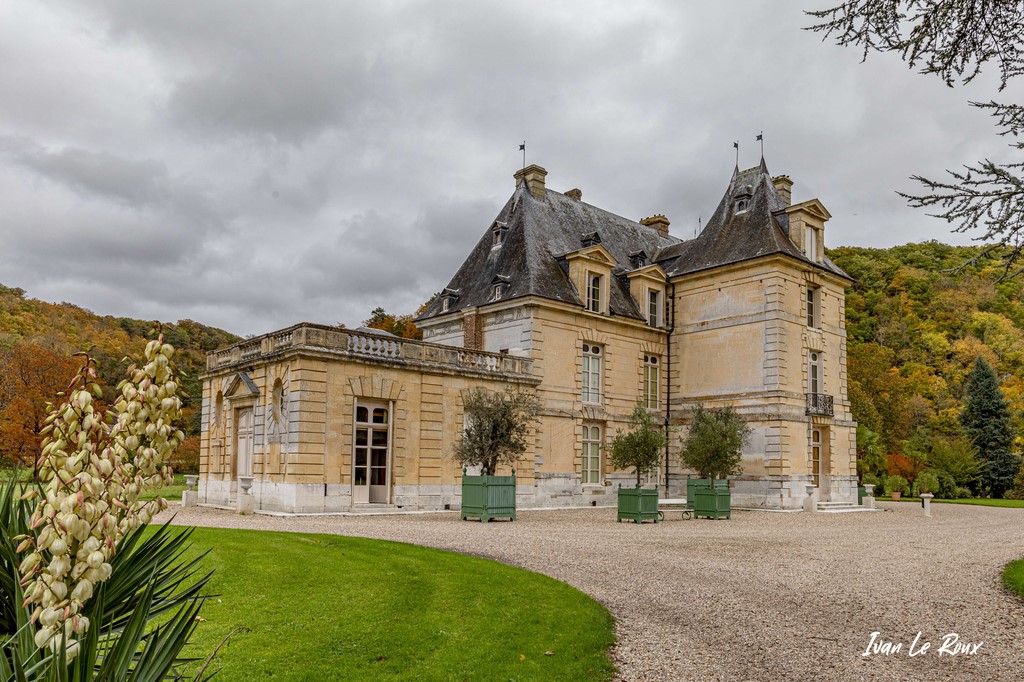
[863,631,983,657]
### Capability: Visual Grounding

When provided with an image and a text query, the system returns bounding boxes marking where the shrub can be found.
[954,486,974,499]
[917,470,940,495]
[885,475,911,496]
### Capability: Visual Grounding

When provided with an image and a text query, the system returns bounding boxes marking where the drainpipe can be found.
[664,276,675,496]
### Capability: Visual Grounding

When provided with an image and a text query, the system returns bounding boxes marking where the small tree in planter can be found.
[454,387,540,522]
[610,402,666,523]
[679,405,749,519]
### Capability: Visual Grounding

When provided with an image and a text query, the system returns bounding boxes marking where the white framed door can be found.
[353,401,390,504]
[235,407,254,478]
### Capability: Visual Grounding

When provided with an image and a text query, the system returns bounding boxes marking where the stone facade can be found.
[199,158,857,512]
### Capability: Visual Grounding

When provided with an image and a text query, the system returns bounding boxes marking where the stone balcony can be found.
[204,322,537,382]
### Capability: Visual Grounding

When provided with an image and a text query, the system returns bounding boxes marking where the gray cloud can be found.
[0,0,1010,336]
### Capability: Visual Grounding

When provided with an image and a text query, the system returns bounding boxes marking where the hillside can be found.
[0,283,240,469]
[828,242,1024,494]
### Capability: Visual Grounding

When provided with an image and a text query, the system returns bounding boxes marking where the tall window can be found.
[808,351,821,395]
[582,343,602,404]
[806,286,820,328]
[643,354,660,409]
[647,289,662,327]
[493,283,503,301]
[810,428,822,487]
[582,423,602,485]
[805,227,818,262]
[586,273,602,313]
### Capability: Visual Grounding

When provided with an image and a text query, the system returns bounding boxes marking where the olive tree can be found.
[609,402,667,488]
[679,405,750,481]
[453,387,541,475]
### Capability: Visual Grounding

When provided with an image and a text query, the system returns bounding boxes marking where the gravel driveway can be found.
[156,502,1024,681]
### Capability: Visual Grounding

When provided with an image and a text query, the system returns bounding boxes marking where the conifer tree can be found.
[960,357,1022,497]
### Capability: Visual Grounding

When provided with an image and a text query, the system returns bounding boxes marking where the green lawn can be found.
[1004,559,1024,601]
[141,473,188,501]
[175,527,615,681]
[934,498,1024,508]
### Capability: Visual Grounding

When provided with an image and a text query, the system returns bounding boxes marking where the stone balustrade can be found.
[205,323,534,379]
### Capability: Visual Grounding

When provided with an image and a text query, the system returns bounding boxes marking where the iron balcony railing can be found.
[806,393,834,417]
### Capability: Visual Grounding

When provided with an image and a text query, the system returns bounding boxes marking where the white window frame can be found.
[493,283,503,301]
[806,226,818,262]
[643,354,660,409]
[582,423,602,485]
[647,288,662,327]
[806,286,820,329]
[808,351,822,395]
[582,343,602,404]
[586,272,602,313]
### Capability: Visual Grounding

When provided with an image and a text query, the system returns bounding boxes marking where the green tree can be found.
[807,1,1024,275]
[453,387,541,475]
[679,406,750,481]
[961,356,1022,496]
[609,402,667,488]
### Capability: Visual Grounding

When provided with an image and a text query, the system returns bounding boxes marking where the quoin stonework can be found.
[199,157,857,512]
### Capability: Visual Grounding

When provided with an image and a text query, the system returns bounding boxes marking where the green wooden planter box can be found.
[460,468,517,522]
[857,486,865,505]
[688,477,731,520]
[616,486,659,523]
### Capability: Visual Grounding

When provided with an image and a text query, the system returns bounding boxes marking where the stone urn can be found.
[238,476,254,495]
[184,474,198,491]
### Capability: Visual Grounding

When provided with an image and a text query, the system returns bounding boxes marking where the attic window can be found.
[735,199,749,213]
[629,251,648,269]
[581,231,602,248]
[491,276,510,302]
[439,289,459,313]
[492,222,508,247]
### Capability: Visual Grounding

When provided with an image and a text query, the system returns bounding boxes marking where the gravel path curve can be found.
[155,502,1024,681]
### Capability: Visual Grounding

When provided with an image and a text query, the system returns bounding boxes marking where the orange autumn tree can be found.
[0,344,79,468]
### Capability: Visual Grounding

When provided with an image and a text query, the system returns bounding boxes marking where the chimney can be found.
[772,175,793,207]
[640,214,670,238]
[514,164,548,199]
[565,188,582,201]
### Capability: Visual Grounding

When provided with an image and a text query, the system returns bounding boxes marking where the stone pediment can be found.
[225,372,260,398]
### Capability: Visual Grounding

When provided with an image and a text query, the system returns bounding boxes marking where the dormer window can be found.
[581,231,602,248]
[492,221,508,247]
[491,275,510,302]
[629,250,649,269]
[735,199,749,213]
[439,288,460,313]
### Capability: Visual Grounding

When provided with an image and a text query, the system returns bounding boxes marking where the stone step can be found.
[816,502,868,513]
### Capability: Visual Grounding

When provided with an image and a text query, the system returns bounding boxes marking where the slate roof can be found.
[658,158,850,280]
[418,184,681,321]
[418,159,849,323]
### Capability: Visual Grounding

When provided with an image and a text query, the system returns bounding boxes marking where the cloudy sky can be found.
[1,1,1019,336]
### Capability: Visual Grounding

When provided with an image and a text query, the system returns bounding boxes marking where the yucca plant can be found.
[0,331,214,680]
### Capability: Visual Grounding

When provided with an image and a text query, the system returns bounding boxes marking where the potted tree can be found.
[679,405,749,519]
[454,387,540,522]
[610,402,667,523]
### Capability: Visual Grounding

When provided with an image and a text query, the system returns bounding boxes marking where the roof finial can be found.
[756,132,764,159]
[519,141,526,172]
[733,140,739,168]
